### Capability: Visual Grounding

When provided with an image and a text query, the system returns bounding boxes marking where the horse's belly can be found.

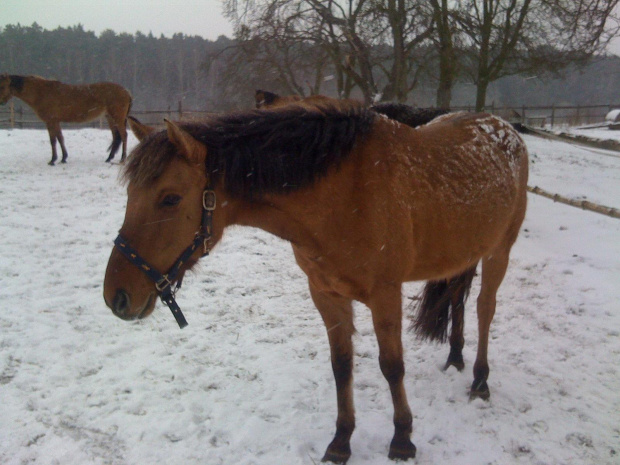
[404,196,518,281]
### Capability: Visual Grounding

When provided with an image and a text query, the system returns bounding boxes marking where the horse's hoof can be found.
[388,437,416,461]
[321,449,350,464]
[443,348,465,372]
[443,358,465,372]
[322,442,351,464]
[48,161,55,166]
[61,160,67,164]
[470,379,491,401]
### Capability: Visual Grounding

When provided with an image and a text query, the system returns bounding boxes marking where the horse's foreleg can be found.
[309,284,355,464]
[471,251,510,400]
[368,286,416,461]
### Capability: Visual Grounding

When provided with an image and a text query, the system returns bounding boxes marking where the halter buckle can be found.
[156,275,173,292]
[203,190,216,210]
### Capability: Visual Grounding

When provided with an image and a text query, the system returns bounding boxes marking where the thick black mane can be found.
[125,103,375,199]
[370,103,449,128]
[9,75,25,92]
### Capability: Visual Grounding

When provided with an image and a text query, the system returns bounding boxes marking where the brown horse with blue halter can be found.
[103,101,528,463]
[0,74,132,165]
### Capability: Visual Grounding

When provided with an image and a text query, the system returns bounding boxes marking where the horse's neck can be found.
[11,77,43,106]
[224,195,313,247]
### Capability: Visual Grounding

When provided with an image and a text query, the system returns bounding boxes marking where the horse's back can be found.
[357,112,528,280]
[409,111,527,188]
[40,80,131,122]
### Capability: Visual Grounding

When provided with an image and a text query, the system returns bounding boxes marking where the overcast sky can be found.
[1,0,619,55]
[1,0,234,40]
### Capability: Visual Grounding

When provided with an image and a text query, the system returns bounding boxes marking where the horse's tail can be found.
[412,266,477,343]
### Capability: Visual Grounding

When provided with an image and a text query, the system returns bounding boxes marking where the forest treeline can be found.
[1,22,619,113]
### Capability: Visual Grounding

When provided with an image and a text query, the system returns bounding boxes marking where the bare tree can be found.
[453,0,620,110]
[430,0,458,108]
[223,0,435,104]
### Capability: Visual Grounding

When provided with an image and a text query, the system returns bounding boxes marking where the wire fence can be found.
[2,100,619,219]
[1,100,619,129]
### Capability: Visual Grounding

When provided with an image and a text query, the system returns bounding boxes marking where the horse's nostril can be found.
[112,289,130,318]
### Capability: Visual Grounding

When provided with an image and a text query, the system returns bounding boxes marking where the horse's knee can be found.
[379,355,404,385]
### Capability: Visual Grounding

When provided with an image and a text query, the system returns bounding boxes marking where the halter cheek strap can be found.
[113,188,216,329]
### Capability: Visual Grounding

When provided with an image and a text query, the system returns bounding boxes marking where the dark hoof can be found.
[388,437,416,461]
[322,448,350,464]
[443,347,465,372]
[61,159,67,164]
[470,379,490,400]
[48,161,56,166]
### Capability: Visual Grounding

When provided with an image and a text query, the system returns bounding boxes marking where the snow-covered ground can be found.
[1,127,619,465]
[562,126,620,143]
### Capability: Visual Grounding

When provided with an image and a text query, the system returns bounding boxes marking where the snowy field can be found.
[0,126,619,465]
[562,126,620,145]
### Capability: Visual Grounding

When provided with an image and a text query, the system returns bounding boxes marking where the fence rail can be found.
[1,101,619,129]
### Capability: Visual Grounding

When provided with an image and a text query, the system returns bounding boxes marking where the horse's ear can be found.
[263,91,280,106]
[164,119,206,165]
[128,116,155,141]
[255,90,266,108]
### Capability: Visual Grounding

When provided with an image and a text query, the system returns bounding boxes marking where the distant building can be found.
[605,109,620,129]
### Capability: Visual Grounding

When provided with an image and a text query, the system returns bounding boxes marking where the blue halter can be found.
[113,189,216,328]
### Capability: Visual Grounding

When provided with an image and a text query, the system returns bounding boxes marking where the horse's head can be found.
[0,74,12,105]
[103,118,222,322]
[255,89,302,109]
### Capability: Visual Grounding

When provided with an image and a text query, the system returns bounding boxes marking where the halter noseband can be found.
[113,188,216,328]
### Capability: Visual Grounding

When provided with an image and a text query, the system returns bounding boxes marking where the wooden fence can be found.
[0,101,217,129]
[1,100,619,219]
[1,100,619,129]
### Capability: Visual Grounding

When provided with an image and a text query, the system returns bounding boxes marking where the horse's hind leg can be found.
[57,127,69,163]
[105,115,122,163]
[445,267,477,372]
[309,284,356,464]
[471,250,510,400]
[46,122,67,165]
[119,123,128,162]
[368,286,416,461]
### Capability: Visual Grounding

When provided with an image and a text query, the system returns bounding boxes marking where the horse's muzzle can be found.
[110,289,131,319]
[108,288,155,320]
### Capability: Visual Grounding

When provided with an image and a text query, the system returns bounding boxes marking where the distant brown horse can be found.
[0,74,132,165]
[103,101,528,463]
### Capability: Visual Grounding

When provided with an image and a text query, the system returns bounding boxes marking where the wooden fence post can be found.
[576,105,581,126]
[9,101,14,128]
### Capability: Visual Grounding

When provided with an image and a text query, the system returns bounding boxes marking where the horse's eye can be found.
[160,194,182,207]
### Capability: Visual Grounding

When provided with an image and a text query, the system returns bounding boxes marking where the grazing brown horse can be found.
[0,74,132,165]
[103,101,528,463]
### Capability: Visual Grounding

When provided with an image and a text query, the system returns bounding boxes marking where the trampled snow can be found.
[0,127,619,465]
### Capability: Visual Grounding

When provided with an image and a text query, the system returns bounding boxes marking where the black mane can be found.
[125,103,375,199]
[370,102,449,128]
[9,75,25,92]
